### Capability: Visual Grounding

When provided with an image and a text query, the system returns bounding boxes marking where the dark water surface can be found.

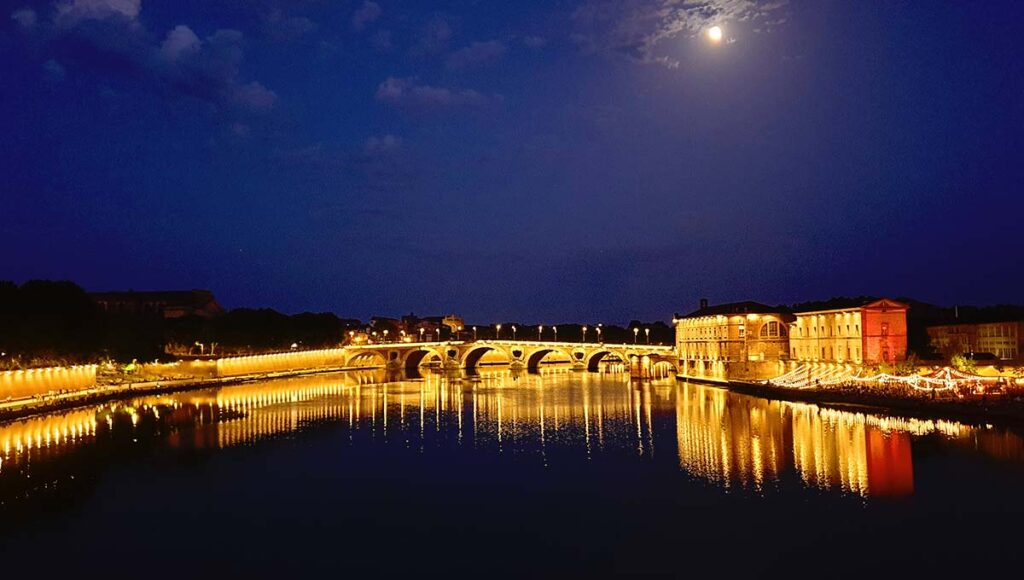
[2,369,1024,577]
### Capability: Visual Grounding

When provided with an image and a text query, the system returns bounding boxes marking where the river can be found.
[1,368,1022,577]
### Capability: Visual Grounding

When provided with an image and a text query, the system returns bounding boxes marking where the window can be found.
[760,321,781,338]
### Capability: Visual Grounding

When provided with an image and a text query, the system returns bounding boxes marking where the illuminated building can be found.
[927,321,1022,361]
[673,299,793,382]
[788,298,908,365]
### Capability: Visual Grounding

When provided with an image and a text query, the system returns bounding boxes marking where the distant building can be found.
[789,298,908,365]
[397,313,465,335]
[90,290,223,319]
[674,299,793,382]
[927,321,1022,361]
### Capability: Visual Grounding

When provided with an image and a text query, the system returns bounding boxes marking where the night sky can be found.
[3,1,1023,323]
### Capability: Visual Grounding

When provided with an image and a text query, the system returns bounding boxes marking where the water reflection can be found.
[2,370,1024,510]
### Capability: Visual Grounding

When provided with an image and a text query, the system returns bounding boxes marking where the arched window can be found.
[759,321,782,338]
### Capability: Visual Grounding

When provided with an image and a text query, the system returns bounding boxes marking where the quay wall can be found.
[0,365,98,400]
[214,349,349,377]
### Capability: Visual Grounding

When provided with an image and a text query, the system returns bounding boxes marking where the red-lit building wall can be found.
[861,302,908,364]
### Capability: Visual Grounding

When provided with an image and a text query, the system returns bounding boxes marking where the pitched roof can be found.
[792,297,908,314]
[679,301,787,319]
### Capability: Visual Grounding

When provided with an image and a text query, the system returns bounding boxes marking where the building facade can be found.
[90,290,223,319]
[789,299,908,365]
[674,300,793,382]
[927,321,1022,361]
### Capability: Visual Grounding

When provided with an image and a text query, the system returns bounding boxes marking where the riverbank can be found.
[721,379,1024,427]
[0,364,369,423]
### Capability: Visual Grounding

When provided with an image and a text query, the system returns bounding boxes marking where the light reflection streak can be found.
[2,371,1023,503]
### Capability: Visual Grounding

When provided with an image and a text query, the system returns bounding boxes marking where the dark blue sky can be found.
[3,1,1023,322]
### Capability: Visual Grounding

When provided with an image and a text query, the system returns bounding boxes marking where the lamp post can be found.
[553,326,558,342]
[582,326,588,343]
[496,324,502,340]
[512,325,517,340]
[435,328,441,342]
[537,325,543,341]
[383,329,389,343]
[633,327,639,344]
[419,327,425,342]
[596,326,602,343]
[645,328,650,344]
[473,326,478,341]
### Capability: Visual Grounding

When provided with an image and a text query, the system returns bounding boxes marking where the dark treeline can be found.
[0,281,362,367]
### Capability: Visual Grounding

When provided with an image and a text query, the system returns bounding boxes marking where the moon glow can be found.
[708,26,723,43]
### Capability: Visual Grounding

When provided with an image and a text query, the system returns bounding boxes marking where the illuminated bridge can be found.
[341,340,677,378]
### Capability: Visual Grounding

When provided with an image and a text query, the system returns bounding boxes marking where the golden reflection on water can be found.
[2,371,1024,501]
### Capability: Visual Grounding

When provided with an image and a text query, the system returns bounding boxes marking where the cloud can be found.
[233,81,277,112]
[55,0,140,27]
[35,5,277,117]
[413,16,451,55]
[11,7,36,29]
[159,24,201,63]
[573,0,787,66]
[523,35,546,49]
[363,134,402,155]
[154,26,276,113]
[375,77,502,109]
[264,10,316,42]
[445,40,507,70]
[351,1,382,31]
[43,59,66,82]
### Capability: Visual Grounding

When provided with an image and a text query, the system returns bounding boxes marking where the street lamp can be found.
[496,324,502,339]
[473,326,478,341]
[538,325,543,341]
[553,326,558,342]
[512,325,517,340]
[582,326,588,343]
[419,327,425,342]
[596,326,602,343]
[435,328,441,342]
[645,328,650,344]
[633,327,639,344]
[383,329,389,342]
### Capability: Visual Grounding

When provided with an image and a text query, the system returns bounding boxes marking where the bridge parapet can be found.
[337,339,674,376]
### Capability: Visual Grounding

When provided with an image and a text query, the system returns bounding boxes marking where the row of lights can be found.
[345,322,663,344]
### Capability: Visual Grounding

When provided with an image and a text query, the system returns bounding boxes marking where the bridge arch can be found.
[461,344,511,371]
[401,347,446,372]
[345,351,388,368]
[526,347,575,372]
[585,349,628,372]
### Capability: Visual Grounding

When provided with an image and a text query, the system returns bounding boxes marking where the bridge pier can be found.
[339,340,675,378]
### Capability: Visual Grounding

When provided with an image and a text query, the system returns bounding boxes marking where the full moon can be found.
[707,26,723,43]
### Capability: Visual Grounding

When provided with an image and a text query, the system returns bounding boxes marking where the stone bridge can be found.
[341,340,676,378]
